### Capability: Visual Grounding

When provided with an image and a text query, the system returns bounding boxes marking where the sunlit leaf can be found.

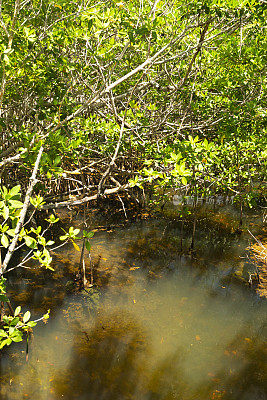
[14,306,21,317]
[72,241,80,251]
[23,311,31,323]
[1,234,9,248]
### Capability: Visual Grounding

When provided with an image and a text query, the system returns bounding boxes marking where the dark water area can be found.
[0,207,266,400]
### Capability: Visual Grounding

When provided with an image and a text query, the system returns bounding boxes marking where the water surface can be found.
[1,211,266,400]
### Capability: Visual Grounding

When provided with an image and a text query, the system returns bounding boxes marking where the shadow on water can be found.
[0,210,266,400]
[52,279,267,400]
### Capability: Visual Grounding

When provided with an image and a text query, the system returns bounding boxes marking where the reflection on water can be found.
[1,215,266,400]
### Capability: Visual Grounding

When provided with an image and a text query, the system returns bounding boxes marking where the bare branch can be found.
[42,183,130,210]
[1,145,43,274]
[0,149,27,168]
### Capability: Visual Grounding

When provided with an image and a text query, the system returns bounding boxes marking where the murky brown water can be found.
[1,210,266,400]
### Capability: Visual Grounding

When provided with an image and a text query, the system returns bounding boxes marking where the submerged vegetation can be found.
[0,0,266,380]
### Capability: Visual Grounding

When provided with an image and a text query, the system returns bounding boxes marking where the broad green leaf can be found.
[46,240,55,246]
[27,321,37,328]
[14,306,21,317]
[9,200,24,208]
[9,185,21,197]
[3,205,9,220]
[181,176,187,185]
[1,234,9,248]
[85,240,91,252]
[24,236,37,248]
[23,311,31,323]
[10,317,20,326]
[0,329,8,338]
[0,339,9,349]
[60,235,68,241]
[11,334,23,343]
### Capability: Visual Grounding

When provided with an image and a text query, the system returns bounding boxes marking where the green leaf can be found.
[0,293,8,301]
[70,227,80,237]
[54,156,61,166]
[1,186,8,198]
[45,214,59,224]
[27,321,37,328]
[45,265,55,271]
[10,317,20,326]
[0,339,9,349]
[46,240,55,246]
[3,205,9,220]
[60,235,68,241]
[14,306,21,317]
[24,236,37,248]
[38,236,46,246]
[85,240,91,252]
[83,230,94,238]
[9,200,24,208]
[23,311,31,323]
[43,310,50,321]
[7,229,15,237]
[11,334,23,343]
[1,234,9,248]
[9,327,15,335]
[9,185,21,197]
[0,329,8,338]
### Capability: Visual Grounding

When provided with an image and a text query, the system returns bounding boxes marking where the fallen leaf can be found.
[195,335,201,341]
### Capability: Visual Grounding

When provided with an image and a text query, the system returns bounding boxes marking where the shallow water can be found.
[1,211,266,400]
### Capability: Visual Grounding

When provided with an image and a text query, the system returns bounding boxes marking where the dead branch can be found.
[42,183,130,210]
